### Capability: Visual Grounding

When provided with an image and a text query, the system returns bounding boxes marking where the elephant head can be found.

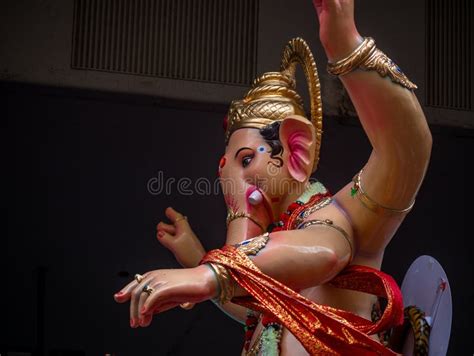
[219,38,324,244]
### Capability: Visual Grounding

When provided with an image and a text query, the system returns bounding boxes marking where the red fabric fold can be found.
[202,246,403,355]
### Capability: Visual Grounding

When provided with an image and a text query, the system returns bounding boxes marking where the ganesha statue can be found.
[114,1,432,354]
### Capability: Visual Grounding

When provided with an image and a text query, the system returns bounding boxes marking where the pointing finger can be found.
[114,272,149,303]
[114,279,138,303]
[165,207,189,228]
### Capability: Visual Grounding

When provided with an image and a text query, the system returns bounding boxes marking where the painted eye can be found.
[242,155,253,168]
[257,145,266,153]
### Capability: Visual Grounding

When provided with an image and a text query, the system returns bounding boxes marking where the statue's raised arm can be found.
[316,0,432,258]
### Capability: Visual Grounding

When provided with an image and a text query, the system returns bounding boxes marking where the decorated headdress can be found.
[224,38,323,172]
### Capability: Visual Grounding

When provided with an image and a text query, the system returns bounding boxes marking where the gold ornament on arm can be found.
[361,47,418,90]
[234,232,270,256]
[327,37,417,90]
[207,262,235,305]
[351,170,415,215]
[226,209,265,233]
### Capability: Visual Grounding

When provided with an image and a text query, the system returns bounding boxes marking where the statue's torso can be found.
[243,192,386,355]
[245,253,383,356]
[280,255,383,355]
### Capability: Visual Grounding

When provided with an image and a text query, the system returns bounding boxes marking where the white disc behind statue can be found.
[401,255,452,356]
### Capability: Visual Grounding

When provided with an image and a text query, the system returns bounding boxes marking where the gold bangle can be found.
[297,219,353,261]
[327,37,376,76]
[351,170,415,215]
[207,263,234,305]
[226,210,265,232]
[235,232,270,256]
[327,37,417,90]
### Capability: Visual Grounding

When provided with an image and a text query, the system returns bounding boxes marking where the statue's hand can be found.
[114,265,217,328]
[311,0,362,60]
[156,207,206,268]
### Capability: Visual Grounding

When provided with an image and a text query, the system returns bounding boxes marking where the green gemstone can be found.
[350,187,357,197]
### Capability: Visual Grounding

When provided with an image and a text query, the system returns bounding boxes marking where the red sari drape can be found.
[202,245,403,355]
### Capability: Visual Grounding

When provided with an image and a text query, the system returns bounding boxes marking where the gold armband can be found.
[327,37,417,90]
[226,210,265,232]
[351,170,415,215]
[207,262,234,305]
[235,232,270,256]
[297,219,353,261]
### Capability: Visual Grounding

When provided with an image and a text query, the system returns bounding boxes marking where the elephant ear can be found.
[279,115,316,182]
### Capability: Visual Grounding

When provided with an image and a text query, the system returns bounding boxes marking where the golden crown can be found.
[224,38,323,172]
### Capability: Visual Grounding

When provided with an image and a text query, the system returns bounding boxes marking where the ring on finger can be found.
[175,215,187,223]
[142,284,154,296]
[134,274,144,284]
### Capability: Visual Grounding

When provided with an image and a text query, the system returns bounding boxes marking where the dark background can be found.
[4,83,473,355]
[3,0,474,355]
